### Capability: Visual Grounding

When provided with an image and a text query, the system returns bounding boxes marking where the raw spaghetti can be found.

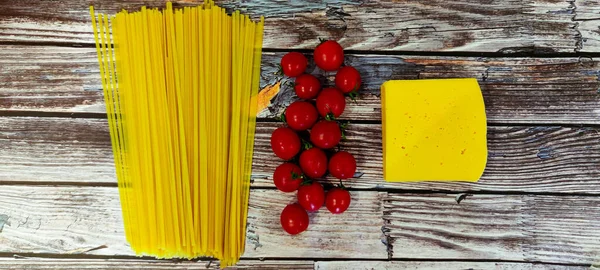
[90,1,263,267]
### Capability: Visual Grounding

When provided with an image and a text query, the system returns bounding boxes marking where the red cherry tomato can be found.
[280,203,309,235]
[270,127,301,160]
[297,181,325,212]
[285,101,318,131]
[314,40,344,71]
[273,163,303,192]
[325,188,351,214]
[328,151,357,180]
[316,88,346,118]
[335,66,361,94]
[294,74,321,99]
[310,120,341,149]
[280,52,307,77]
[299,147,328,178]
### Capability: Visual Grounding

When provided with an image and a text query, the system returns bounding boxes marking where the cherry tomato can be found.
[280,203,309,235]
[328,151,357,180]
[285,101,318,131]
[273,163,303,192]
[297,181,325,212]
[299,147,328,178]
[316,88,346,118]
[314,40,344,71]
[310,120,341,149]
[325,188,351,214]
[335,66,361,94]
[270,127,301,160]
[280,52,307,77]
[294,74,321,99]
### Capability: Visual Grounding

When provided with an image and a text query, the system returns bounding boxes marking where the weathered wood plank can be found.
[0,258,314,269]
[315,261,592,270]
[261,53,600,125]
[253,123,600,193]
[0,117,115,183]
[574,0,600,21]
[0,46,104,113]
[0,186,386,259]
[2,117,599,194]
[2,47,599,124]
[1,186,600,264]
[576,0,600,53]
[579,20,600,53]
[383,193,600,264]
[0,0,583,52]
[0,259,591,270]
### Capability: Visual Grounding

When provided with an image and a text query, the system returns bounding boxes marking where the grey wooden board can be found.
[1,117,599,194]
[0,258,314,269]
[2,0,600,267]
[1,186,600,264]
[2,47,600,124]
[252,123,600,193]
[0,186,386,259]
[384,193,600,264]
[574,0,600,53]
[0,0,593,53]
[0,258,593,270]
[315,261,594,270]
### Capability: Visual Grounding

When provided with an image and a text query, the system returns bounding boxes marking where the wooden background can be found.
[1,0,600,269]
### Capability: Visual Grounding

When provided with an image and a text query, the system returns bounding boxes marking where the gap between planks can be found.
[3,40,600,58]
[0,257,595,269]
[3,181,600,199]
[2,110,600,129]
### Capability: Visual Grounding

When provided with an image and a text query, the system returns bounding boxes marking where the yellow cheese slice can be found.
[381,78,487,182]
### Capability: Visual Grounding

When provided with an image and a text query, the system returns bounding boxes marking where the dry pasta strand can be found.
[90,1,263,267]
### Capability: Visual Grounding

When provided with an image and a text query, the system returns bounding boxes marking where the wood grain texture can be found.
[0,117,115,183]
[0,259,592,270]
[252,123,600,193]
[0,46,104,113]
[574,0,600,20]
[383,193,600,264]
[0,0,584,52]
[0,258,314,269]
[261,53,600,125]
[3,117,599,194]
[1,186,600,264]
[315,261,593,270]
[0,186,386,259]
[2,47,600,124]
[579,20,600,53]
[576,0,600,53]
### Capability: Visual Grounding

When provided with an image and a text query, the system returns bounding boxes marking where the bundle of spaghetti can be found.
[89,1,263,267]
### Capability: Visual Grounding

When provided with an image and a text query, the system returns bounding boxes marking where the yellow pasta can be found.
[90,1,263,267]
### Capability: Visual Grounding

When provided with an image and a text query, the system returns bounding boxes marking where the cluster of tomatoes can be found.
[270,40,362,235]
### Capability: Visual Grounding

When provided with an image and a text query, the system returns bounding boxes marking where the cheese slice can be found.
[381,78,487,182]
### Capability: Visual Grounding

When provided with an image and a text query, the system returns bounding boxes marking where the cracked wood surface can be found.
[316,261,594,270]
[2,47,600,124]
[0,0,596,53]
[0,186,386,259]
[1,186,600,265]
[572,0,600,53]
[0,259,592,269]
[1,117,599,194]
[383,193,600,264]
[2,0,600,268]
[0,259,314,269]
